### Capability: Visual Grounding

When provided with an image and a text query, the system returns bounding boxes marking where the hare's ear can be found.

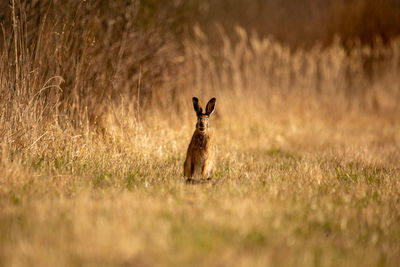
[192,97,202,115]
[205,97,216,115]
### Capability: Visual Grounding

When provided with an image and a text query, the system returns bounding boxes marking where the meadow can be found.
[1,1,400,266]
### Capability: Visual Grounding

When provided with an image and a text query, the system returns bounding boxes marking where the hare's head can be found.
[192,97,216,133]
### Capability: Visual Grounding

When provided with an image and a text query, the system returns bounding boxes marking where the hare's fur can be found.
[183,97,216,181]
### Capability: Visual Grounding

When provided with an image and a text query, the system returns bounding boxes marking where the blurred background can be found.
[1,0,400,142]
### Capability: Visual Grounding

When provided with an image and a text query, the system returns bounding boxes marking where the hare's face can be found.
[196,115,210,132]
[192,97,216,133]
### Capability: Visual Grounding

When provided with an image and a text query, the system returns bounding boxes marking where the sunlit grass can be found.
[1,102,400,266]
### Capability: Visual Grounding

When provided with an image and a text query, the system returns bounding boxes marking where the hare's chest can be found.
[193,134,208,150]
[191,135,212,163]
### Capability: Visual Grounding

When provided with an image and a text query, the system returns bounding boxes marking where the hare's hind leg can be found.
[184,160,197,184]
[183,156,192,178]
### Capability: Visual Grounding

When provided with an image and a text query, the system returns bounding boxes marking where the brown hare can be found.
[183,97,216,183]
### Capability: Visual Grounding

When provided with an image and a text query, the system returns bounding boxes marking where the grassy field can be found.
[1,99,400,266]
[1,1,400,266]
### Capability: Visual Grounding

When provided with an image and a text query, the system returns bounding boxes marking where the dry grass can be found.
[1,99,400,267]
[1,1,400,267]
